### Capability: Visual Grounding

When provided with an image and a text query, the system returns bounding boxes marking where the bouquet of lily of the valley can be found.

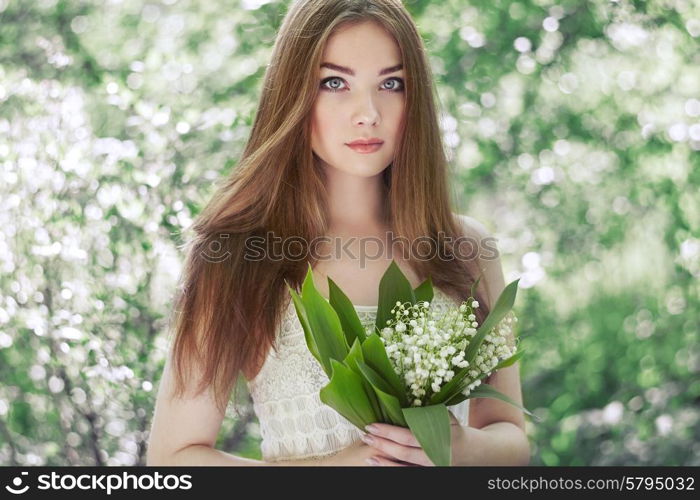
[285,260,534,466]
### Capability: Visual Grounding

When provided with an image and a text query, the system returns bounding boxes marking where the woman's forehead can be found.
[321,24,402,74]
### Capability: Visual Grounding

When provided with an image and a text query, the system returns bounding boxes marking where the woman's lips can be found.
[346,142,383,154]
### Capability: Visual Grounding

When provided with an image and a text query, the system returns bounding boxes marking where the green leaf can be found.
[443,392,468,406]
[402,404,452,466]
[286,282,320,363]
[429,279,520,405]
[356,361,406,426]
[375,260,416,334]
[413,276,434,304]
[361,334,409,407]
[464,279,520,364]
[328,278,367,346]
[493,349,525,371]
[343,337,364,373]
[299,264,349,377]
[470,274,482,301]
[319,359,378,429]
[344,339,384,421]
[429,362,468,405]
[467,383,541,421]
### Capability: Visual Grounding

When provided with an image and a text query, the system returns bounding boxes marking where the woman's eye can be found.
[322,77,346,92]
[382,78,404,91]
[320,76,404,93]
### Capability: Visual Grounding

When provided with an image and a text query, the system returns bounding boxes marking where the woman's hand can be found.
[320,439,396,466]
[360,411,465,466]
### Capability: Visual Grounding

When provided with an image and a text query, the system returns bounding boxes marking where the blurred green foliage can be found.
[0,0,698,466]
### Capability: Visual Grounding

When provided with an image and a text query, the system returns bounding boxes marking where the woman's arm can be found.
[164,444,331,466]
[146,353,254,465]
[163,444,267,466]
[453,422,531,466]
[147,353,328,466]
[456,214,531,465]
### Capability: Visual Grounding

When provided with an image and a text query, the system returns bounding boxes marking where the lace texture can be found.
[247,287,472,463]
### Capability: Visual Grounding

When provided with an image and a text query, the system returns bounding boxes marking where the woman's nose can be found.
[353,95,380,126]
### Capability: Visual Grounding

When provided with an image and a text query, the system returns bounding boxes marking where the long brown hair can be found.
[168,0,493,414]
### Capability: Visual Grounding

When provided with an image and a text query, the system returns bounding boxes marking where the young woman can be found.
[147,0,530,466]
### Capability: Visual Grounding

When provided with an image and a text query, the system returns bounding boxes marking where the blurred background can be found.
[0,0,698,466]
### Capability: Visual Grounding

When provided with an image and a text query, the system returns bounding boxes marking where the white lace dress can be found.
[246,287,471,463]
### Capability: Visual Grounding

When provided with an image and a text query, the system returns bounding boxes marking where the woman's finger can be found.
[365,424,420,447]
[363,434,433,466]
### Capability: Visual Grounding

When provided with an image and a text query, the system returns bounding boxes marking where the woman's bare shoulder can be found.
[452,212,492,239]
[451,212,505,306]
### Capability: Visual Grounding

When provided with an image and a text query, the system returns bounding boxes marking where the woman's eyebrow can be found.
[320,62,403,76]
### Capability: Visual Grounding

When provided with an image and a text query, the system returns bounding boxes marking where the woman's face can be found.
[311,20,405,177]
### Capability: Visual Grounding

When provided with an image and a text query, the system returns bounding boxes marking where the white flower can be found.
[379,299,518,412]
